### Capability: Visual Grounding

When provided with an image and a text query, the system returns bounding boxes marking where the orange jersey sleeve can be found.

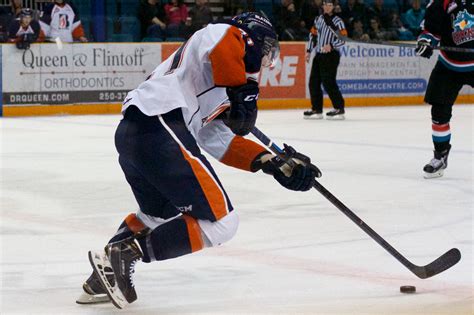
[220,136,268,172]
[72,23,85,40]
[209,26,247,87]
[37,29,46,42]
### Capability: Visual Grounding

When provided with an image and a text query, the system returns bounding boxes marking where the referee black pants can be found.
[309,50,345,112]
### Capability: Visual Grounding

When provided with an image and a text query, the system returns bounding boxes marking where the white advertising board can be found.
[306,42,472,98]
[2,43,161,106]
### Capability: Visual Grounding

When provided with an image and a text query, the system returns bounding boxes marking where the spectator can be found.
[334,0,343,16]
[340,0,366,28]
[0,0,23,41]
[0,8,9,42]
[402,0,425,37]
[389,12,414,40]
[368,16,397,40]
[226,0,253,16]
[164,0,189,38]
[8,8,45,49]
[188,0,213,34]
[274,0,307,40]
[300,0,323,31]
[139,0,167,40]
[367,0,392,29]
[350,17,369,40]
[10,0,23,17]
[40,0,87,42]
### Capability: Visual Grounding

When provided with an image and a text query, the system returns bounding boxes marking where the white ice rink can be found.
[1,105,473,314]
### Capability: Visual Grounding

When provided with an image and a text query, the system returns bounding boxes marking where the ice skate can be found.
[326,109,345,120]
[76,272,111,304]
[303,110,323,120]
[89,237,143,309]
[423,145,451,179]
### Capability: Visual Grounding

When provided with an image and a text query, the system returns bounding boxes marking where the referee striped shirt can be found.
[307,14,347,54]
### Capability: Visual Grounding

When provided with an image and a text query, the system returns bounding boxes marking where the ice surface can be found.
[1,106,473,314]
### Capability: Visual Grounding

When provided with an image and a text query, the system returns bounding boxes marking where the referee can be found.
[304,0,347,120]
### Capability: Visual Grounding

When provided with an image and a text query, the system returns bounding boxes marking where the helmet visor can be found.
[261,36,280,68]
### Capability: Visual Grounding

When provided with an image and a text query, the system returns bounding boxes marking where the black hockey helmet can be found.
[233,12,280,67]
[19,8,33,18]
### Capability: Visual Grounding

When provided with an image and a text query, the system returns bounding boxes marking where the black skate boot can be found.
[423,145,451,179]
[76,272,111,304]
[303,109,323,120]
[326,109,345,120]
[89,237,143,309]
[108,237,143,303]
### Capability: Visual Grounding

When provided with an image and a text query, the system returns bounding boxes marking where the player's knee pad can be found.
[431,103,452,125]
[197,211,239,247]
[136,209,181,230]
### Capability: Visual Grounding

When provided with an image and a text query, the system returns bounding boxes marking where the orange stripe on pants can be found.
[179,147,228,220]
[182,215,204,252]
[125,213,147,234]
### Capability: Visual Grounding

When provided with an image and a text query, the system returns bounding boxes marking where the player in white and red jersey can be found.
[77,12,321,309]
[39,0,87,42]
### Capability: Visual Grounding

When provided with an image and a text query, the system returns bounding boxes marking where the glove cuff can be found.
[250,152,273,172]
[418,32,440,47]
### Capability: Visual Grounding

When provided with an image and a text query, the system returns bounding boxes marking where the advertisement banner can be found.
[0,41,472,115]
[259,43,307,99]
[2,43,160,106]
[335,42,472,97]
[337,42,426,96]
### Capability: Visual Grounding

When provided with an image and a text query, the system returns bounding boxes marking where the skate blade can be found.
[326,115,345,120]
[423,169,444,179]
[76,292,111,304]
[303,115,323,120]
[88,250,128,309]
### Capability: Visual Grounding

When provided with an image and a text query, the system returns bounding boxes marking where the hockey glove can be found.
[224,82,259,136]
[251,144,322,191]
[415,38,433,58]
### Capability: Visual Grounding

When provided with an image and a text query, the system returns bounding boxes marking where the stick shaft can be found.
[321,18,474,53]
[250,126,431,276]
[340,36,474,53]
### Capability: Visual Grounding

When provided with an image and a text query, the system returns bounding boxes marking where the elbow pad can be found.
[223,81,259,136]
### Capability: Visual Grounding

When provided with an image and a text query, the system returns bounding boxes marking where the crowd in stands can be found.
[0,0,87,47]
[139,0,213,41]
[274,0,426,42]
[0,0,428,45]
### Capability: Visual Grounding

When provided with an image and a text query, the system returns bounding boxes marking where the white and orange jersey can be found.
[123,23,258,119]
[40,2,85,42]
[123,22,267,169]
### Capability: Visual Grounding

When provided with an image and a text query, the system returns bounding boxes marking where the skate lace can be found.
[428,157,444,168]
[129,258,139,288]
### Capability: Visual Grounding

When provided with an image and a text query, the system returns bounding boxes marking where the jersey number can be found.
[165,41,188,75]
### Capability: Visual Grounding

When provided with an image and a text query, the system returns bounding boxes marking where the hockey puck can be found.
[400,285,416,293]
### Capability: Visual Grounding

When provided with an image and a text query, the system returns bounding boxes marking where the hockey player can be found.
[8,8,45,49]
[77,12,321,308]
[39,0,87,43]
[415,0,473,178]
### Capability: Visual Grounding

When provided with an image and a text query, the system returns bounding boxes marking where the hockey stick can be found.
[251,126,461,279]
[339,35,474,54]
[320,14,474,53]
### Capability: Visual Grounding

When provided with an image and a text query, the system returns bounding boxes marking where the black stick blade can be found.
[412,248,461,279]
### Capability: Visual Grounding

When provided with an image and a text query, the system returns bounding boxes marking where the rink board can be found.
[0,42,473,116]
